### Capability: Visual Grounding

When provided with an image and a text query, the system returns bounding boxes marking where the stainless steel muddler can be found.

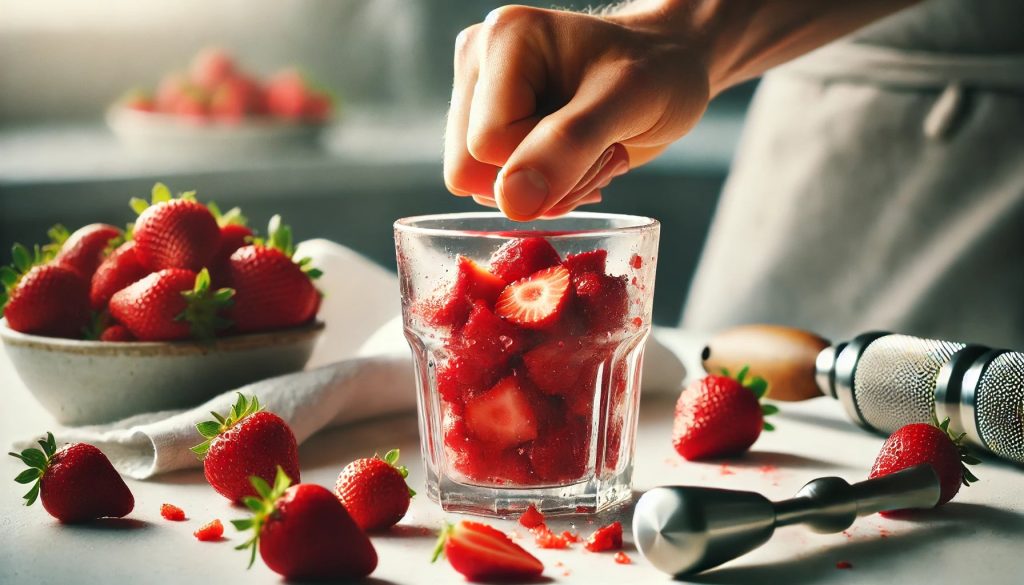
[633,464,940,577]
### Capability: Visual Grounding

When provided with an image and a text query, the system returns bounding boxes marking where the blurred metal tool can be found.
[633,465,940,577]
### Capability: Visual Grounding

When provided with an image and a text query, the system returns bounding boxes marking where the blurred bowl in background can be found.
[107,106,331,158]
[0,319,324,426]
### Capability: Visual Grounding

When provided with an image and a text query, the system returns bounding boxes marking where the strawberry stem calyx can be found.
[191,393,264,458]
[252,215,322,280]
[721,365,778,432]
[130,182,198,216]
[8,432,58,506]
[207,201,249,228]
[934,416,981,486]
[231,466,292,570]
[382,448,416,497]
[431,523,455,563]
[176,268,235,340]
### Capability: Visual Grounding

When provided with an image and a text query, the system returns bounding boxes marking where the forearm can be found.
[611,0,922,95]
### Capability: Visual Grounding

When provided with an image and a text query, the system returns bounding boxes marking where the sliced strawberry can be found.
[522,337,609,397]
[488,237,561,284]
[530,415,590,484]
[194,519,224,541]
[424,256,506,328]
[434,521,544,582]
[573,272,629,333]
[453,300,526,366]
[563,249,607,278]
[518,504,545,529]
[444,414,533,485]
[464,376,539,447]
[495,265,571,329]
[584,521,623,552]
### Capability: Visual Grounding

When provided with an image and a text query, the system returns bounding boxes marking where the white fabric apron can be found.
[682,41,1024,349]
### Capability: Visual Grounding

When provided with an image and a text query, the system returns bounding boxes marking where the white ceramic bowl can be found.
[106,106,330,158]
[0,320,324,426]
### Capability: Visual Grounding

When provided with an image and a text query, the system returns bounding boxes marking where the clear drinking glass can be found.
[394,212,660,517]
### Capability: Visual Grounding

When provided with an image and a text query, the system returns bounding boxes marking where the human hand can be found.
[444,3,712,220]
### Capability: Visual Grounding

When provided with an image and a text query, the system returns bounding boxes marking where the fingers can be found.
[444,24,501,197]
[495,68,638,221]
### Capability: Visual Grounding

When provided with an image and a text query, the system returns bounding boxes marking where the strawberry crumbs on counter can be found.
[160,503,186,521]
[193,519,224,541]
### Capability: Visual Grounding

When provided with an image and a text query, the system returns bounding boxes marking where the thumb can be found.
[495,77,635,221]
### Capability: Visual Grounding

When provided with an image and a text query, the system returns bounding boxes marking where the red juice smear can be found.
[630,254,643,269]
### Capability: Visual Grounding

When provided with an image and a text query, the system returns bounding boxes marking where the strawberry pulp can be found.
[417,237,638,487]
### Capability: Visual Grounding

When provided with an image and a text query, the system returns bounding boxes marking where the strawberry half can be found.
[869,417,980,513]
[108,268,234,341]
[488,237,561,284]
[672,367,778,460]
[494,265,571,329]
[191,393,301,503]
[130,183,221,272]
[9,432,134,523]
[1,243,91,338]
[233,468,377,581]
[433,520,544,582]
[563,248,607,278]
[335,448,416,532]
[423,256,506,328]
[464,375,539,447]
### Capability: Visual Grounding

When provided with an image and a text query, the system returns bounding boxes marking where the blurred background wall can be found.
[0,0,755,325]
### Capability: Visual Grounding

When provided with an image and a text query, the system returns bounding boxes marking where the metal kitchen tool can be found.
[703,325,1024,464]
[633,464,940,577]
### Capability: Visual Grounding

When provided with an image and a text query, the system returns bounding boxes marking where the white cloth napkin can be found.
[20,240,684,479]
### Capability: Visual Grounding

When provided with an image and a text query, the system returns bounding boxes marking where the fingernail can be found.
[497,167,549,218]
[610,161,629,178]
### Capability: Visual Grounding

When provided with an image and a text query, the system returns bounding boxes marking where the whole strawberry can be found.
[89,240,149,310]
[233,468,377,581]
[108,268,233,341]
[131,183,220,272]
[9,432,134,523]
[226,215,321,333]
[335,449,415,532]
[192,394,300,503]
[206,201,253,286]
[49,223,122,279]
[870,417,979,514]
[672,367,778,460]
[1,244,90,337]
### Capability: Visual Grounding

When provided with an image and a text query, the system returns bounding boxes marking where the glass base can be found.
[424,466,635,517]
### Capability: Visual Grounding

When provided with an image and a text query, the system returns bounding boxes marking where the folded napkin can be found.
[21,239,684,479]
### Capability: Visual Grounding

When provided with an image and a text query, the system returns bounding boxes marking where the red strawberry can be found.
[161,503,186,521]
[233,468,377,581]
[488,237,561,284]
[573,271,629,332]
[1,245,90,337]
[522,337,609,398]
[99,324,135,342]
[50,223,122,279]
[131,184,220,272]
[424,256,506,328]
[194,519,224,541]
[156,73,189,113]
[518,504,545,528]
[334,449,415,532]
[210,76,264,122]
[433,520,544,582]
[494,265,571,329]
[303,93,333,122]
[189,47,236,91]
[584,521,623,552]
[529,415,590,483]
[444,300,525,384]
[563,248,607,277]
[869,417,979,514]
[464,375,539,447]
[173,88,210,121]
[9,432,134,523]
[206,201,253,285]
[120,89,155,113]
[265,69,309,120]
[108,268,234,341]
[672,367,777,461]
[89,241,149,310]
[192,394,301,503]
[226,215,321,333]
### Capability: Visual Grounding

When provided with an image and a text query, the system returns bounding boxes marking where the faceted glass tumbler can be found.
[394,212,660,517]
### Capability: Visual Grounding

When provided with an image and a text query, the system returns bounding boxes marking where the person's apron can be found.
[682,42,1024,349]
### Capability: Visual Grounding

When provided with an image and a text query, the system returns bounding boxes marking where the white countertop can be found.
[2,331,1022,585]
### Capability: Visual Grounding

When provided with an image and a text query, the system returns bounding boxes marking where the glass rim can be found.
[393,211,660,239]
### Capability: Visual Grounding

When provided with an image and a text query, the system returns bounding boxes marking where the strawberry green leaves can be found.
[722,365,777,431]
[231,466,293,569]
[208,201,249,229]
[253,215,322,280]
[382,449,416,498]
[130,182,197,215]
[191,393,264,458]
[934,416,981,487]
[177,268,235,340]
[1,243,51,316]
[8,432,57,506]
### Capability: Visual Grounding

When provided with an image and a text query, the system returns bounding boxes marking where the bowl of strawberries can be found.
[107,48,335,156]
[0,184,324,425]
